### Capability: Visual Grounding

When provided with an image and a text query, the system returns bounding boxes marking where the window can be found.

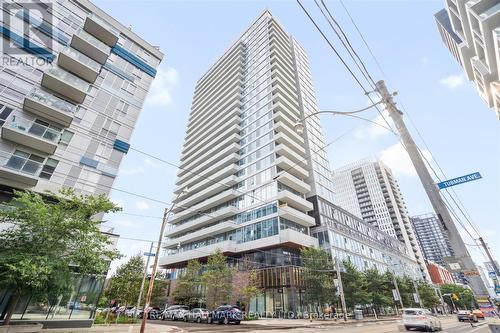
[0,104,13,126]
[59,130,74,146]
[39,158,59,179]
[6,150,44,175]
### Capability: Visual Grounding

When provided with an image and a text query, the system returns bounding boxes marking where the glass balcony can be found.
[1,114,61,154]
[84,14,120,46]
[41,67,89,104]
[23,88,77,127]
[0,151,42,188]
[71,29,111,64]
[58,47,101,83]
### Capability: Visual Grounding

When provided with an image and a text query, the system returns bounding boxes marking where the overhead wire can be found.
[304,0,487,255]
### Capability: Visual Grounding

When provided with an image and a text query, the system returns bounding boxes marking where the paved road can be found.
[155,317,493,332]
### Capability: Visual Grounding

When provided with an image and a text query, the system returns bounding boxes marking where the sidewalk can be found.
[241,315,457,329]
[41,324,183,333]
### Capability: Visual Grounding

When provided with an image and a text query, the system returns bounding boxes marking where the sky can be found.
[93,0,500,276]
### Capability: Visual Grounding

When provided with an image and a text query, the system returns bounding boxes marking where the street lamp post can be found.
[139,189,186,333]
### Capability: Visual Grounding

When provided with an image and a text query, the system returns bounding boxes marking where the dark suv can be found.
[207,305,243,324]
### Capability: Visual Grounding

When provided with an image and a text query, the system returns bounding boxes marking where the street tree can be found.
[300,247,337,312]
[397,276,418,308]
[202,250,234,309]
[231,258,261,313]
[104,254,144,306]
[0,189,121,326]
[341,261,369,311]
[172,259,203,307]
[417,282,441,309]
[364,269,393,312]
[440,283,476,309]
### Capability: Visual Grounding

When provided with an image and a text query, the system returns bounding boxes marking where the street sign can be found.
[392,289,400,301]
[437,172,482,190]
[489,272,497,279]
[463,270,480,277]
[143,252,155,257]
[495,285,500,295]
[413,293,420,304]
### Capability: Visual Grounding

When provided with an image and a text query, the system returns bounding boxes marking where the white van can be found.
[402,308,442,331]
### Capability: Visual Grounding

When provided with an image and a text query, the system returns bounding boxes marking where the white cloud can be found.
[144,67,178,107]
[379,143,432,177]
[439,74,465,90]
[135,200,150,211]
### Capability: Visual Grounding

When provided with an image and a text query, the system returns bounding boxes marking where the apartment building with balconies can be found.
[0,0,162,324]
[332,159,431,281]
[411,213,454,267]
[435,0,500,118]
[160,11,422,314]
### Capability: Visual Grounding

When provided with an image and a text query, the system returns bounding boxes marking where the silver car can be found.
[162,305,189,321]
[184,308,209,323]
[402,308,442,332]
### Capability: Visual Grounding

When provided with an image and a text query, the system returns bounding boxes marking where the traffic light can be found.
[452,293,459,301]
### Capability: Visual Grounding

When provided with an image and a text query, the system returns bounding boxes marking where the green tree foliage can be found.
[300,247,337,310]
[0,189,121,325]
[364,269,393,310]
[440,283,476,309]
[104,254,144,306]
[417,282,441,309]
[397,276,418,308]
[172,260,203,307]
[201,250,234,310]
[341,261,369,310]
[104,254,169,308]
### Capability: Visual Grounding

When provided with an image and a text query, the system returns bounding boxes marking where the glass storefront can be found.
[0,274,105,321]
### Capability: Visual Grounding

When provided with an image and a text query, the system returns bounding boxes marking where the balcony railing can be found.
[88,13,120,37]
[45,67,89,92]
[8,114,61,143]
[77,29,111,53]
[28,88,78,115]
[60,47,101,72]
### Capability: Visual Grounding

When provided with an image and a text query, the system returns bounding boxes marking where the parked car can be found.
[207,305,243,325]
[184,308,209,323]
[457,310,478,322]
[402,308,442,332]
[162,305,189,321]
[138,307,163,319]
[124,307,137,317]
[472,309,485,319]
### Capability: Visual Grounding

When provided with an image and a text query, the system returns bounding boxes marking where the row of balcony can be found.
[0,14,118,189]
[160,228,318,268]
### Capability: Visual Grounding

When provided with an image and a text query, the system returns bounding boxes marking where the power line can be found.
[335,0,485,246]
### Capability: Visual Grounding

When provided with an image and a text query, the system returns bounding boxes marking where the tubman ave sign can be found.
[437,172,482,190]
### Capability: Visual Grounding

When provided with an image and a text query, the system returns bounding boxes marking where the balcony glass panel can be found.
[9,114,62,143]
[28,88,78,114]
[46,67,89,92]
[89,13,120,36]
[76,30,111,53]
[61,47,101,72]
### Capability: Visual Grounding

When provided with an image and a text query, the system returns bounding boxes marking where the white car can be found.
[402,308,442,332]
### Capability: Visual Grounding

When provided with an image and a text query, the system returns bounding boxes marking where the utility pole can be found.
[139,207,170,333]
[135,242,154,317]
[335,258,348,321]
[478,237,500,275]
[412,280,421,306]
[375,80,489,298]
[392,272,404,311]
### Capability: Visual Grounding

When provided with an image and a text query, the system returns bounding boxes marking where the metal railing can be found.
[7,113,61,143]
[27,88,78,114]
[46,67,90,92]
